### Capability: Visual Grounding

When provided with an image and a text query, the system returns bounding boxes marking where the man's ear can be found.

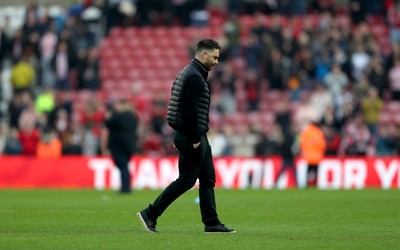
[202,50,208,60]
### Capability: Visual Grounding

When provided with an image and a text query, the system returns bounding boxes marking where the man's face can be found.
[113,102,122,112]
[203,49,219,71]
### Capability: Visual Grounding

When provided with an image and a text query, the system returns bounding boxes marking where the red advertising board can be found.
[0,156,399,189]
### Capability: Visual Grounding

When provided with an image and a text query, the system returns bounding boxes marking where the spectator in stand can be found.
[223,14,241,58]
[53,108,69,138]
[336,93,356,132]
[149,106,167,137]
[295,47,315,80]
[0,120,10,156]
[267,14,283,46]
[254,128,280,156]
[294,91,320,131]
[0,21,10,68]
[388,59,400,100]
[392,125,400,155]
[167,0,192,26]
[308,84,333,122]
[10,55,36,95]
[332,45,348,69]
[47,91,73,130]
[339,114,372,156]
[265,48,285,90]
[219,124,234,155]
[350,0,367,24]
[314,51,332,83]
[80,99,104,156]
[74,19,96,51]
[9,29,24,64]
[207,126,227,157]
[0,78,4,115]
[351,43,370,81]
[289,0,308,16]
[0,122,22,155]
[78,47,100,90]
[250,12,267,42]
[36,127,62,159]
[353,74,371,103]
[141,130,164,156]
[52,41,74,90]
[22,10,40,48]
[60,121,83,155]
[320,105,341,132]
[243,33,263,71]
[387,39,400,69]
[297,69,314,94]
[322,124,341,156]
[243,68,260,111]
[242,0,261,14]
[366,55,387,98]
[0,123,22,156]
[35,86,55,115]
[280,26,295,59]
[40,27,58,88]
[227,0,242,14]
[217,63,237,114]
[18,116,40,156]
[323,64,349,104]
[8,92,28,129]
[299,120,326,187]
[375,124,395,156]
[360,87,384,136]
[230,123,259,156]
[104,0,126,33]
[37,11,51,37]
[387,0,400,45]
[311,0,335,14]
[18,93,40,130]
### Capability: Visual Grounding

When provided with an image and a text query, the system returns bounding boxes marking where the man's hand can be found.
[193,142,201,149]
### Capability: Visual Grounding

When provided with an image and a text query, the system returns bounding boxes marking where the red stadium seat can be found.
[379,111,393,125]
[109,27,123,37]
[386,101,400,112]
[123,27,140,37]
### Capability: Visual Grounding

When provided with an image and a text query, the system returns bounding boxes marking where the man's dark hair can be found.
[196,39,220,52]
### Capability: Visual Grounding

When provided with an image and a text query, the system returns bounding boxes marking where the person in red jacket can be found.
[18,121,40,156]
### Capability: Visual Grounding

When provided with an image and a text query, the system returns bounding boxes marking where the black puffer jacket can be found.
[167,59,210,143]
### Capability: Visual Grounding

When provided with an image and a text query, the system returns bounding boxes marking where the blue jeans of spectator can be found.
[56,78,70,90]
[390,28,400,45]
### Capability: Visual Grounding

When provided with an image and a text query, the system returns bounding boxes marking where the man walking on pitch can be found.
[137,39,235,233]
[104,98,138,193]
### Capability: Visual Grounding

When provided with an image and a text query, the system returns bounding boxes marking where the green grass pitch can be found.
[0,189,399,250]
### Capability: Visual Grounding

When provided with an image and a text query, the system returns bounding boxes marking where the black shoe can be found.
[204,224,236,233]
[137,210,158,233]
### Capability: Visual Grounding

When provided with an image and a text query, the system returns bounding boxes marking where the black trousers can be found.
[111,150,132,193]
[307,164,319,187]
[146,131,221,227]
[275,157,297,187]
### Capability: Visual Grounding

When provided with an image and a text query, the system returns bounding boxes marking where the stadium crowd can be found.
[1,0,400,158]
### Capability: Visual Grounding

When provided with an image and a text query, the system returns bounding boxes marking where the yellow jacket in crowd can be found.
[10,60,35,90]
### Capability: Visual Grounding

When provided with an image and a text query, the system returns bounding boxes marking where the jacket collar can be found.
[192,58,209,80]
